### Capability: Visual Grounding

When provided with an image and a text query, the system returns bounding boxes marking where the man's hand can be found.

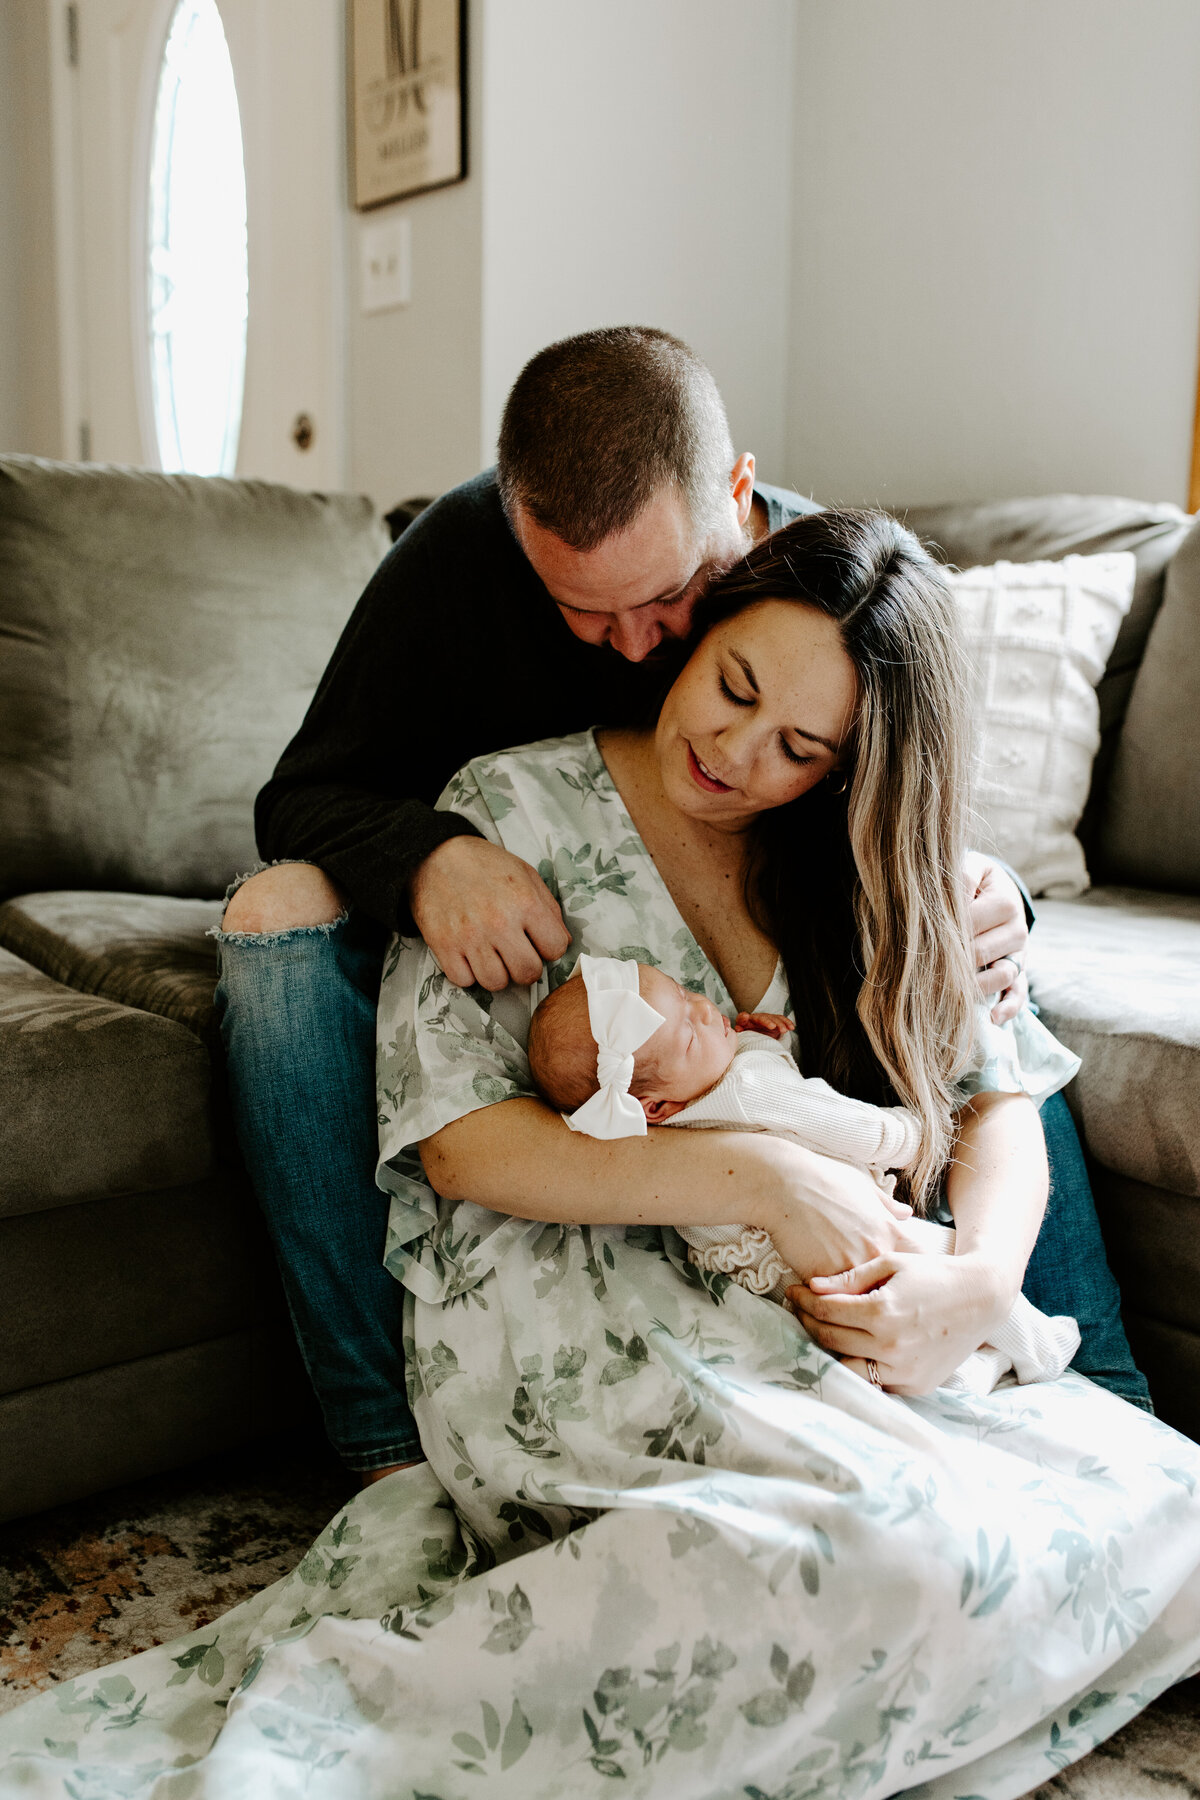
[964,852,1030,1026]
[410,837,571,991]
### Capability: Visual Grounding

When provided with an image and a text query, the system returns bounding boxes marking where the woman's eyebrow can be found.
[731,649,839,753]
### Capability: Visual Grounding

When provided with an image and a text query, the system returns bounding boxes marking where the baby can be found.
[526,953,1080,1397]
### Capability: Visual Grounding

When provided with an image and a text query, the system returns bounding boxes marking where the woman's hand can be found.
[787,1251,1014,1395]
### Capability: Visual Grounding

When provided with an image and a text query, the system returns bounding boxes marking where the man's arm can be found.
[964,852,1032,1024]
[254,513,488,931]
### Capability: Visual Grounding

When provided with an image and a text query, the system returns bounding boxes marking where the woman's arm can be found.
[787,1092,1047,1393]
[421,1098,912,1278]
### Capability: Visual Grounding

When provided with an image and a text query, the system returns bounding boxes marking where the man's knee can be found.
[222,863,347,935]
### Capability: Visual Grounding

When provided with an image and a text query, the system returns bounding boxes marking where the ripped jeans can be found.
[213,902,419,1471]
[214,910,1152,1470]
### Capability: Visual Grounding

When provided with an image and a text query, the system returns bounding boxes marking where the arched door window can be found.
[147,0,248,475]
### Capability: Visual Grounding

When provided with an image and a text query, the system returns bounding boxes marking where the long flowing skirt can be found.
[1,1224,1198,1799]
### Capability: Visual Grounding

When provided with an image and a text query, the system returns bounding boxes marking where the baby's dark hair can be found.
[528,974,659,1111]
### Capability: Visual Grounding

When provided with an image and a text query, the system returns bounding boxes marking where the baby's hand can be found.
[735,1011,795,1041]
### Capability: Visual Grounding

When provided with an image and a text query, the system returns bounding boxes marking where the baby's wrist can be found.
[948,1249,1019,1326]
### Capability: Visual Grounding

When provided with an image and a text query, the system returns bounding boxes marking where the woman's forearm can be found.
[945,1090,1048,1309]
[793,1091,1050,1392]
[420,1099,907,1275]
[423,1099,795,1228]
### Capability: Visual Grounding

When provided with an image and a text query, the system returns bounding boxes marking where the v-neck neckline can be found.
[585,728,784,1016]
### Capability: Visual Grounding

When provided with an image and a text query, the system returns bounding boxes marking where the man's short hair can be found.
[497,326,735,551]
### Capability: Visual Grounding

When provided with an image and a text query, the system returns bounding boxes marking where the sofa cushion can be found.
[1025,886,1200,1197]
[0,892,221,1046]
[902,496,1190,854]
[1088,1169,1200,1348]
[1099,512,1200,893]
[0,946,213,1220]
[0,1175,280,1397]
[946,553,1135,897]
[0,456,389,901]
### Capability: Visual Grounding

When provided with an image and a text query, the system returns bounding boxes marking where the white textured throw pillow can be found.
[946,553,1136,898]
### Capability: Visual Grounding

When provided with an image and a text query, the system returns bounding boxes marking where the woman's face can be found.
[655,599,858,831]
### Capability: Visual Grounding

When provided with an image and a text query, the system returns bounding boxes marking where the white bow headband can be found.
[562,954,666,1140]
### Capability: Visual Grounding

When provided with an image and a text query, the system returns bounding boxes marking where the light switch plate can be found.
[360,216,412,314]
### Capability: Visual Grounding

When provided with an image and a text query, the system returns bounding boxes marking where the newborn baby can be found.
[526,954,1080,1397]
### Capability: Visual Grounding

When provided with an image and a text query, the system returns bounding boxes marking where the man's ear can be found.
[641,1095,688,1124]
[729,452,756,528]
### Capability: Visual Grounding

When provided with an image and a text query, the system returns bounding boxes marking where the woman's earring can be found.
[829,771,849,796]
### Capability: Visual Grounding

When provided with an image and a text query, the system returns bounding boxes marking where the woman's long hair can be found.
[693,509,977,1209]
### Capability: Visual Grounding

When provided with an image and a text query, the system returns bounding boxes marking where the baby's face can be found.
[637,966,737,1102]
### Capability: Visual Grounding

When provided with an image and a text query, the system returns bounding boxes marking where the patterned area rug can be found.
[0,1441,1196,1793]
[0,1438,347,1714]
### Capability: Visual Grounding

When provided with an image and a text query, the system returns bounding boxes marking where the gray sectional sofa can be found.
[1,456,1197,1525]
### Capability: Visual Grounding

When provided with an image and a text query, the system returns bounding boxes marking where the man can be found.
[216,327,1143,1484]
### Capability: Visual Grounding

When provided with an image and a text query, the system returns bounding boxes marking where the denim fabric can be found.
[1023,1090,1153,1410]
[213,912,420,1471]
[215,918,1151,1468]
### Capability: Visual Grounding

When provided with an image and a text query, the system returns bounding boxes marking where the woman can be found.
[1,513,1196,1799]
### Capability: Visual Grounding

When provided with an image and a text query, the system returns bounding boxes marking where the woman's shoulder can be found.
[438,729,614,828]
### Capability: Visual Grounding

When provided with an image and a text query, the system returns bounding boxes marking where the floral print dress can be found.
[0,729,1198,1800]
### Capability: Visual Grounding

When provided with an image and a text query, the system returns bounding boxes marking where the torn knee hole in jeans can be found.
[209,859,351,943]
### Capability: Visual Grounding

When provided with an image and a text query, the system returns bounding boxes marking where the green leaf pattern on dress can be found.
[1,730,1199,1800]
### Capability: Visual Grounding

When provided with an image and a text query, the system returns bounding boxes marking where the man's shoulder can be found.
[368,468,530,600]
[755,481,823,534]
[390,467,509,553]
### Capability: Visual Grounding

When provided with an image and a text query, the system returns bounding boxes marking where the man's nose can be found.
[609,612,662,662]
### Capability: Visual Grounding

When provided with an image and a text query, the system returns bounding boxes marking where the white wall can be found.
[345,0,484,509]
[346,0,798,512]
[0,1,63,459]
[785,0,1200,509]
[10,2,1200,511]
[0,2,21,449]
[477,0,796,478]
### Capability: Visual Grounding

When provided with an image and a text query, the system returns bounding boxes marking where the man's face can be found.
[511,481,749,664]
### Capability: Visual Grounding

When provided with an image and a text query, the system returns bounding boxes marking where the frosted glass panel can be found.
[147,0,247,475]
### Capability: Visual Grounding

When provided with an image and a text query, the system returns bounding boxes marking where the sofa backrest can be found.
[902,494,1191,862]
[0,457,389,901]
[1098,511,1200,892]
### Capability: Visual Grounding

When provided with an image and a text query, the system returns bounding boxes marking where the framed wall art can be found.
[349,0,466,210]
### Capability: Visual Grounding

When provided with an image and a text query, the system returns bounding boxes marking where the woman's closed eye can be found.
[719,671,813,766]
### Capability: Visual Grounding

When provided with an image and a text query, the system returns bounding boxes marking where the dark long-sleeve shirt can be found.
[257,472,814,931]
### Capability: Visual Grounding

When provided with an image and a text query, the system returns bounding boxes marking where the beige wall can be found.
[344,0,484,510]
[0,1,59,458]
[477,0,796,481]
[785,0,1200,509]
[6,3,1200,510]
[0,1,20,449]
[345,0,796,511]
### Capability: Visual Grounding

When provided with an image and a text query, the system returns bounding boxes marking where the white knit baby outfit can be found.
[669,1028,1081,1397]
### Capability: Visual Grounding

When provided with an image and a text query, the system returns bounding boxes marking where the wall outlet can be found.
[360,216,412,314]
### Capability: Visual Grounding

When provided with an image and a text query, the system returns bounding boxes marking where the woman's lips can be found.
[685,742,732,794]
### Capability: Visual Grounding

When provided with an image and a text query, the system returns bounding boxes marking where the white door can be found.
[50,0,345,488]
